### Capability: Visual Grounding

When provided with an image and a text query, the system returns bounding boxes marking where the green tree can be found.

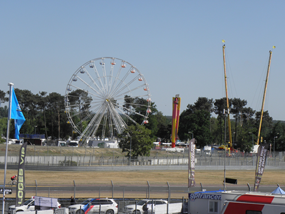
[47,92,65,139]
[236,127,254,152]
[123,96,159,137]
[68,90,92,133]
[255,110,273,143]
[268,121,284,151]
[0,90,8,107]
[0,106,8,118]
[118,124,153,158]
[214,97,231,145]
[0,117,7,139]
[179,109,211,148]
[155,111,171,142]
[231,98,247,143]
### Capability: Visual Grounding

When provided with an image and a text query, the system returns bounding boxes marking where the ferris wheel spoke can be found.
[75,75,103,96]
[110,67,124,93]
[110,69,131,97]
[92,63,106,94]
[100,61,109,94]
[68,101,100,118]
[106,110,114,138]
[119,104,147,118]
[90,105,108,137]
[84,70,104,94]
[78,103,107,141]
[101,113,108,140]
[111,74,140,97]
[108,63,115,94]
[68,84,90,95]
[72,103,102,117]
[116,107,139,126]
[107,102,127,134]
[106,104,122,133]
[115,83,146,98]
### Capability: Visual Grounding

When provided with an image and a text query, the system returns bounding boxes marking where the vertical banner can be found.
[188,139,196,187]
[254,143,269,191]
[16,142,27,206]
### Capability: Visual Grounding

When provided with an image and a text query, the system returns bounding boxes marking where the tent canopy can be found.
[271,186,285,194]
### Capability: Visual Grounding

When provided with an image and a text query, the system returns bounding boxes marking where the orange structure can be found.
[171,94,181,148]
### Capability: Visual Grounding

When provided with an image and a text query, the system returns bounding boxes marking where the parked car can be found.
[68,198,118,214]
[124,199,167,214]
[8,196,61,214]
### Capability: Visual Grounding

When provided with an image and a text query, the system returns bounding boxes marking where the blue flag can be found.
[10,88,26,140]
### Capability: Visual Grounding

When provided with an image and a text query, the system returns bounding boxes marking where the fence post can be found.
[167,182,170,214]
[111,180,114,198]
[151,199,154,214]
[73,180,76,198]
[135,201,137,214]
[147,181,150,199]
[35,180,38,196]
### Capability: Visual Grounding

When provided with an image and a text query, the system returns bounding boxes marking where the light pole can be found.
[130,135,132,162]
[274,135,278,157]
[34,126,37,134]
[188,131,193,139]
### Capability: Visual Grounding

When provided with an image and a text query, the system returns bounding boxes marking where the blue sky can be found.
[1,1,285,120]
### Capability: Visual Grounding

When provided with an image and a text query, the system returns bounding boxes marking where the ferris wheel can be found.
[65,57,151,144]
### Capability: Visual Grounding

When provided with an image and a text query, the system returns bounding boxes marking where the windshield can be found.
[137,200,147,206]
[69,143,78,146]
[81,199,92,205]
[23,199,33,205]
[59,143,66,146]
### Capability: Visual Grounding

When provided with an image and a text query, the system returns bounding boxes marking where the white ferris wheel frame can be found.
[65,57,151,144]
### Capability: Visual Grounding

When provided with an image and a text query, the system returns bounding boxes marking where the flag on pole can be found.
[10,87,25,140]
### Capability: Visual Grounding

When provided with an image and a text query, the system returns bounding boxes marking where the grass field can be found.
[1,169,285,198]
[1,169,285,186]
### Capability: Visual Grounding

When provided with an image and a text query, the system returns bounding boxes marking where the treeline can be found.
[0,89,285,152]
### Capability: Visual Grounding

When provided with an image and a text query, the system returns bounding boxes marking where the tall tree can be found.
[36,92,48,137]
[47,93,65,139]
[214,97,231,144]
[231,98,247,145]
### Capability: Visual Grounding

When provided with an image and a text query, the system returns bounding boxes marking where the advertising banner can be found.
[188,138,196,188]
[254,143,269,191]
[16,142,27,206]
[35,196,58,209]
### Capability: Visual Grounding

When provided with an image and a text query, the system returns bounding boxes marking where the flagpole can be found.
[2,83,14,214]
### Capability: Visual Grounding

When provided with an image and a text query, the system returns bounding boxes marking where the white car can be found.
[8,197,61,214]
[68,198,118,214]
[124,199,167,214]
